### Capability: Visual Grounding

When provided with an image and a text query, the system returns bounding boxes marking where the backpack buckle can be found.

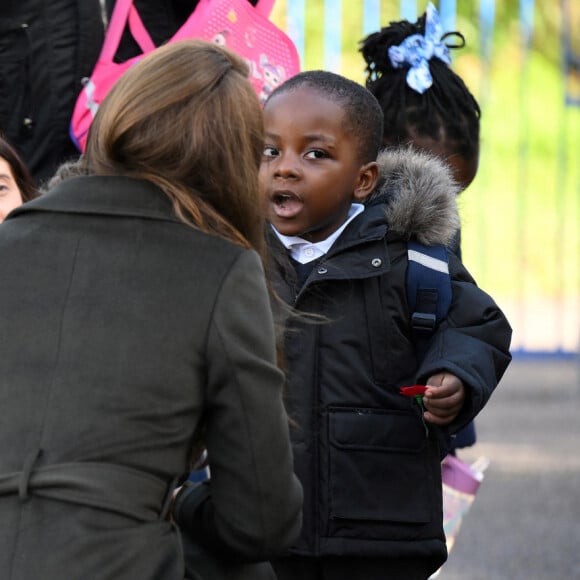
[411,312,437,333]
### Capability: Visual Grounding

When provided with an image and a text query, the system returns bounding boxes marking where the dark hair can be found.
[359,12,480,162]
[266,70,384,163]
[0,135,38,202]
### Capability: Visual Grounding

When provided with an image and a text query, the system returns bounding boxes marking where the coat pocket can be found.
[328,407,433,524]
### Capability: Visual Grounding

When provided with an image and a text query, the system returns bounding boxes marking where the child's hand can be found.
[422,372,465,426]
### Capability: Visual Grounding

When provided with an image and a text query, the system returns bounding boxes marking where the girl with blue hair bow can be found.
[360,2,480,206]
[360,2,481,454]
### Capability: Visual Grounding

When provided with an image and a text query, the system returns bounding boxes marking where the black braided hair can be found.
[266,70,384,164]
[359,12,480,163]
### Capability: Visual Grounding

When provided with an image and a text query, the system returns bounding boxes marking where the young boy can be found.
[259,70,512,580]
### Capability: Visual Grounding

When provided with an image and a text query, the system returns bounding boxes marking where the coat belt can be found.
[0,457,177,522]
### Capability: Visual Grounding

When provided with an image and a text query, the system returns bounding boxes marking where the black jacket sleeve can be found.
[415,252,513,432]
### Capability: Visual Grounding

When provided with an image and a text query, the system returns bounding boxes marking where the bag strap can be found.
[169,0,214,43]
[101,0,156,62]
[102,0,275,65]
[100,0,134,62]
[128,5,157,53]
[406,240,452,336]
[130,1,272,53]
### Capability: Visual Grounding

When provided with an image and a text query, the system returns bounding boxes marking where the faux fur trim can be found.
[370,146,461,246]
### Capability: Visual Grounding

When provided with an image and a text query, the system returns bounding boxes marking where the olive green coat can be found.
[0,176,302,579]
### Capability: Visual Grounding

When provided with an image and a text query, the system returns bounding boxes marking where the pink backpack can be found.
[70,0,300,152]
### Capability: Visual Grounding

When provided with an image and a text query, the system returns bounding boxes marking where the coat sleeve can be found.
[415,252,513,432]
[173,249,303,561]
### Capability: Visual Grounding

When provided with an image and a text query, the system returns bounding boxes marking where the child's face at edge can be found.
[386,134,480,192]
[0,157,24,223]
[259,87,378,243]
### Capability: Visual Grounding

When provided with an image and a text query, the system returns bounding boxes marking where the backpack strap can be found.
[128,5,156,54]
[406,240,452,336]
[101,0,155,62]
[100,0,134,63]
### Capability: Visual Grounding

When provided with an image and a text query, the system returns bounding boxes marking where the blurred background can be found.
[271,0,580,357]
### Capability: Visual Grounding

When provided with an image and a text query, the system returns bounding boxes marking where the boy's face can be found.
[260,86,376,243]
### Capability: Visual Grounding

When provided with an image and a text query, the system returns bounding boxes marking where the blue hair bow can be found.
[388,2,451,94]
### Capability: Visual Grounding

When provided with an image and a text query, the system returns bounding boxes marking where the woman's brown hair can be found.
[85,39,265,255]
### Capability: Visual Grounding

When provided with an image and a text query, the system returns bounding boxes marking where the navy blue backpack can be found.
[406,240,452,352]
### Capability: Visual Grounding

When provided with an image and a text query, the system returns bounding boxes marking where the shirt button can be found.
[371,258,382,267]
[317,266,328,274]
[304,247,314,257]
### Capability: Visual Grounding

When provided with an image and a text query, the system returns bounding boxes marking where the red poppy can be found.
[399,385,428,397]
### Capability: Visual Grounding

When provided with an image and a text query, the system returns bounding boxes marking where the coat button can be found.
[371,258,382,267]
[317,266,328,274]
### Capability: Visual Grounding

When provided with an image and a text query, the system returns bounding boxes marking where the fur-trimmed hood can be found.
[367,147,461,246]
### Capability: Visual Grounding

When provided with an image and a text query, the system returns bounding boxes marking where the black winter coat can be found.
[268,148,512,566]
[0,1,104,185]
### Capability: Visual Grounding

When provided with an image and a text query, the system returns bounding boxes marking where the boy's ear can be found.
[353,161,380,201]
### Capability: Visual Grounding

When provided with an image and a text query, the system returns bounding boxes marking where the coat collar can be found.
[368,147,460,246]
[268,202,393,305]
[9,175,182,224]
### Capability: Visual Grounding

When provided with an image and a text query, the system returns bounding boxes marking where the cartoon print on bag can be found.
[259,56,285,105]
[244,24,257,48]
[212,30,230,46]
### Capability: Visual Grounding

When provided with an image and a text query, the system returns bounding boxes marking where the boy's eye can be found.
[263,146,279,158]
[305,149,328,160]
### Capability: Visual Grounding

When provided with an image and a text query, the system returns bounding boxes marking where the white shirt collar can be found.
[272,203,365,264]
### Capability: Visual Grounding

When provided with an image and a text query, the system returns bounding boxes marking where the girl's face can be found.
[390,134,479,192]
[0,157,23,223]
[260,86,376,243]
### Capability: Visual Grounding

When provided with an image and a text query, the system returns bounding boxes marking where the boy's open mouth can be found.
[271,191,303,219]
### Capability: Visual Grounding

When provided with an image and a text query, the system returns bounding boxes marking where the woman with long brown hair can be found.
[0,40,302,580]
